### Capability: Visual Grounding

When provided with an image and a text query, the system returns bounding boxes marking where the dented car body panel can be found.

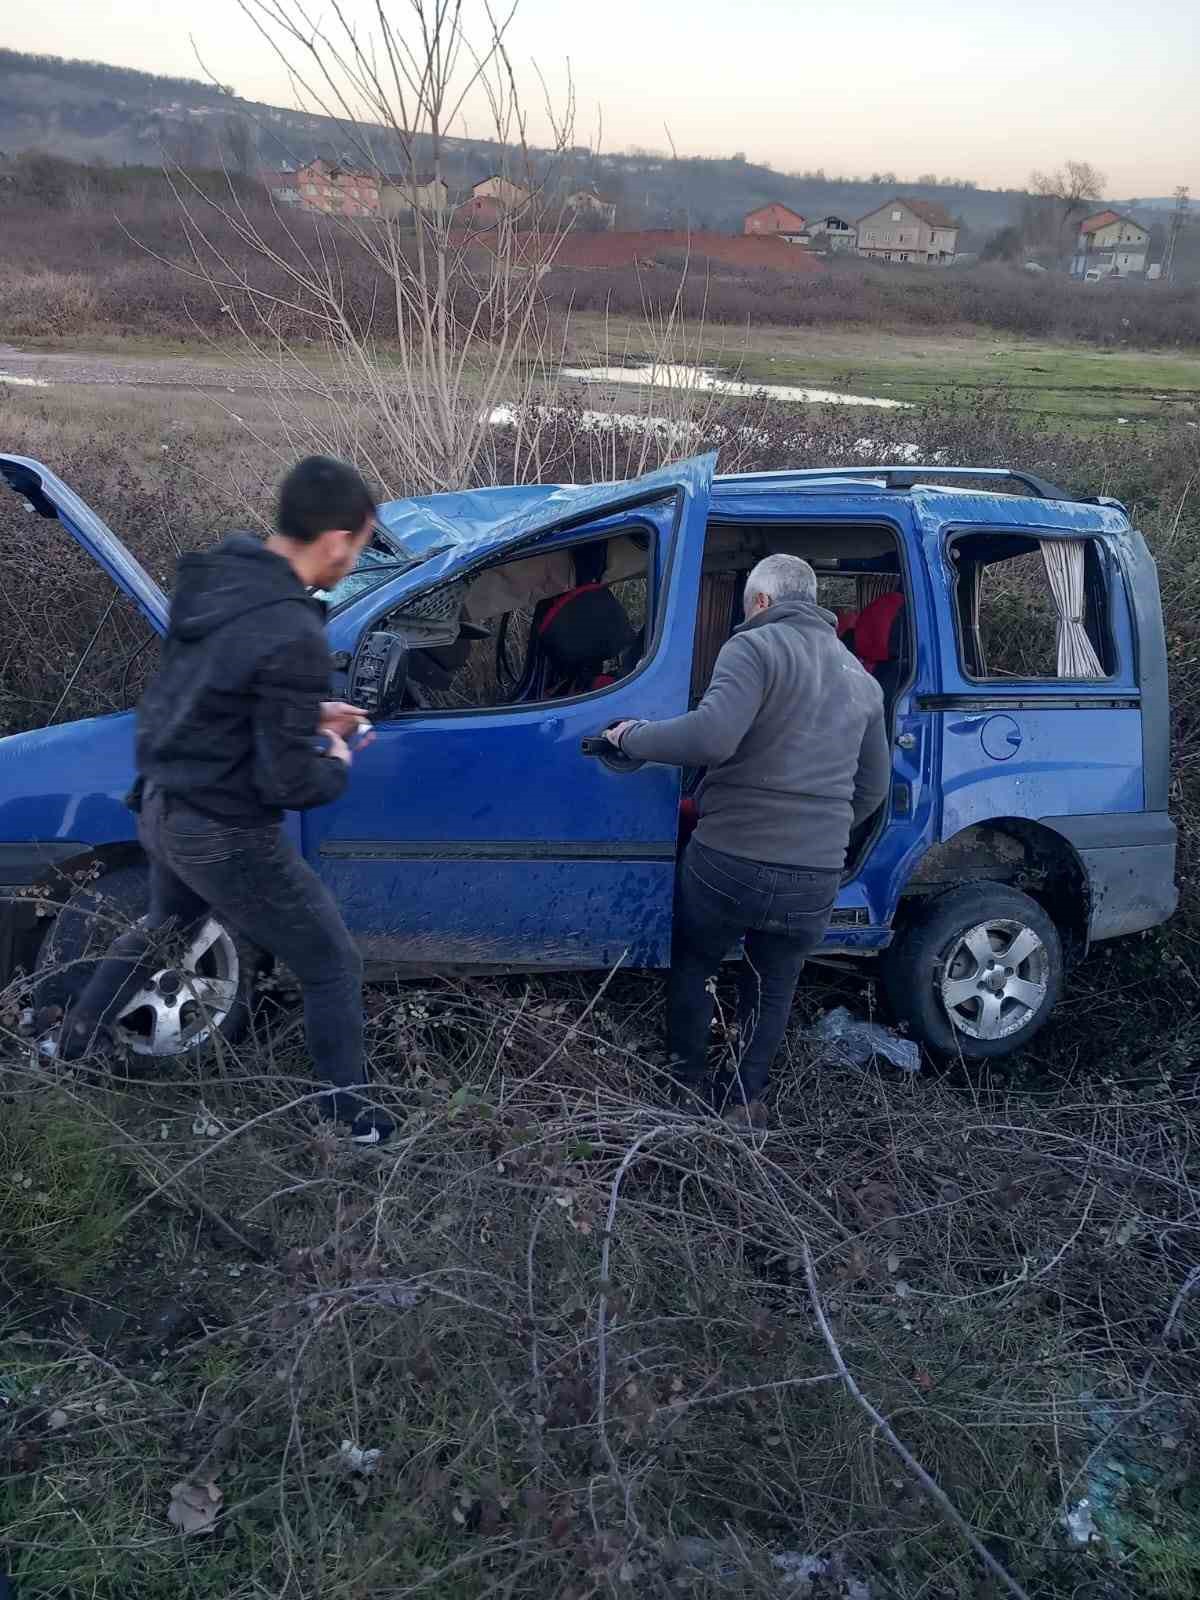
[0,455,1177,995]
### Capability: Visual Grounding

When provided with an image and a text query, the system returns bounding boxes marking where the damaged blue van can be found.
[0,452,1177,1060]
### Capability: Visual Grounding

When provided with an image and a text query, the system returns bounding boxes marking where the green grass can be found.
[1,1091,129,1287]
[728,344,1200,426]
[569,313,1200,431]
[14,315,1200,431]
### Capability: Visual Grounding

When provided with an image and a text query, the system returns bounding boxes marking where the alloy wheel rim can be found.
[938,917,1049,1041]
[113,918,240,1056]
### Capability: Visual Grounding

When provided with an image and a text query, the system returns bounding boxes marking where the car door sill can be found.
[320,838,677,861]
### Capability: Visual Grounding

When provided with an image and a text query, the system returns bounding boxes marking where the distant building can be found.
[1071,210,1150,278]
[277,159,380,217]
[463,175,533,225]
[268,171,302,207]
[381,173,449,219]
[856,197,959,264]
[744,202,807,238]
[565,188,617,228]
[801,215,855,254]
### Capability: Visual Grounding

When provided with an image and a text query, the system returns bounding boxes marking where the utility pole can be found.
[1162,186,1190,283]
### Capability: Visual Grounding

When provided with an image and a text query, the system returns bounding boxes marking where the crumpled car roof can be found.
[377,454,717,564]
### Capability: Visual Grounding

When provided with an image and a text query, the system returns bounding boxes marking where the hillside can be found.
[2,45,1022,238]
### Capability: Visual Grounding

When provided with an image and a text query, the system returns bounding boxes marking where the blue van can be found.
[0,452,1177,1061]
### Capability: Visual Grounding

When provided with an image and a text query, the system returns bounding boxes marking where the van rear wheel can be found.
[881,884,1063,1059]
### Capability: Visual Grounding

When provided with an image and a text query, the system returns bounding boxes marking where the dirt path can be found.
[0,344,319,395]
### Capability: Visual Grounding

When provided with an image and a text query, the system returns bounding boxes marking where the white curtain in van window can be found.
[1039,539,1104,679]
[964,560,987,676]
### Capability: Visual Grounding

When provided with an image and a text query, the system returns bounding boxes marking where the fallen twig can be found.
[801,1238,1033,1600]
[1161,1263,1200,1344]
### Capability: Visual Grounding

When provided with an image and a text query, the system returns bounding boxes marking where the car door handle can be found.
[580,731,646,773]
[895,732,916,750]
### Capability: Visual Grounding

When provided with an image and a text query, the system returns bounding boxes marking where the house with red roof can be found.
[743,203,807,240]
[1071,210,1150,278]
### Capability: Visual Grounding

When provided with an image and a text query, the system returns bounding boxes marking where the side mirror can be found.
[350,631,410,720]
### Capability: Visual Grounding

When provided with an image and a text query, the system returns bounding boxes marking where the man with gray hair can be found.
[606,553,890,1122]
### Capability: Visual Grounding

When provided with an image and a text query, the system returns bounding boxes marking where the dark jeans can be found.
[667,839,839,1100]
[61,787,364,1092]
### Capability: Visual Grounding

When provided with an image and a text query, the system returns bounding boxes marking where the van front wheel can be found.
[35,863,257,1058]
[881,884,1063,1059]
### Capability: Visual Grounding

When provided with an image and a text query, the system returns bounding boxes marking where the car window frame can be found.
[945,527,1123,688]
[377,513,665,721]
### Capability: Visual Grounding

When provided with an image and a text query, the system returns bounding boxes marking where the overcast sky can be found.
[6,0,1197,196]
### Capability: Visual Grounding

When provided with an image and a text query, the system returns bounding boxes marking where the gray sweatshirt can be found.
[620,598,890,869]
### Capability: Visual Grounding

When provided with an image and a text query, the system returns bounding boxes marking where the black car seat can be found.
[536,581,638,695]
[497,540,638,702]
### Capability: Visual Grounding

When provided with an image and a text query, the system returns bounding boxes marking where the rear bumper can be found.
[1046,813,1178,942]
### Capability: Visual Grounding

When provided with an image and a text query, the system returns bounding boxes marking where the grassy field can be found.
[6,315,1200,435]
[568,315,1200,430]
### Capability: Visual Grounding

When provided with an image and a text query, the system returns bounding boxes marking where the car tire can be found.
[34,862,258,1059]
[881,883,1063,1060]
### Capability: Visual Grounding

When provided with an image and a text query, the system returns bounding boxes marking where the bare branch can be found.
[801,1239,1034,1600]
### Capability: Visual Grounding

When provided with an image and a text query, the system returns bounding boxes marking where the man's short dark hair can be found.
[277,455,376,543]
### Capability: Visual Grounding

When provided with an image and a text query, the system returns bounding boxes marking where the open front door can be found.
[308,457,714,971]
[0,455,169,634]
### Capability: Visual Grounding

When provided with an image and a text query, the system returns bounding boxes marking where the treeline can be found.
[549,256,1200,348]
[0,150,263,208]
[0,47,230,102]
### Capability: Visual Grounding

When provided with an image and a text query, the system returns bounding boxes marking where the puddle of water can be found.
[0,372,51,388]
[561,362,911,409]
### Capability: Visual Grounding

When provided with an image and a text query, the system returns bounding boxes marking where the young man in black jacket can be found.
[55,456,392,1142]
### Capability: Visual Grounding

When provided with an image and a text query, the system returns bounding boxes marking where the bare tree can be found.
[1030,159,1107,262]
[168,0,590,496]
[222,115,255,177]
[161,0,738,500]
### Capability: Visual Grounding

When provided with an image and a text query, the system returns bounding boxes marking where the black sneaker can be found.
[318,1088,395,1145]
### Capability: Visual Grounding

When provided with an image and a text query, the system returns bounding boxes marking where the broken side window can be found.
[952,534,1113,681]
[379,531,653,712]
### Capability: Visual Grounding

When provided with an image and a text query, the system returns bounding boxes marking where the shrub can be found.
[0,269,98,338]
[3,155,1198,347]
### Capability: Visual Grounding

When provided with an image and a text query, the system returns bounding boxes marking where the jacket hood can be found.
[735,596,839,637]
[169,532,314,641]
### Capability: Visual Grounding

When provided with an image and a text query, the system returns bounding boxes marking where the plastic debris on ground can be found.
[664,1536,871,1594]
[337,1440,381,1475]
[1065,1390,1198,1559]
[807,1006,921,1074]
[1063,1497,1098,1545]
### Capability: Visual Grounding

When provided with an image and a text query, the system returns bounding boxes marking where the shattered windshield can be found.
[314,526,426,611]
